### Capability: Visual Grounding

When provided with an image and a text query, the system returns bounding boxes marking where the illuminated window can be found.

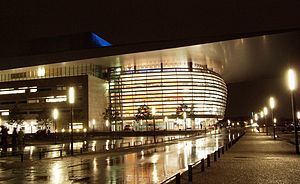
[37,67,46,77]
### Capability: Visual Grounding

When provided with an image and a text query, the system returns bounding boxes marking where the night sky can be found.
[1,1,300,118]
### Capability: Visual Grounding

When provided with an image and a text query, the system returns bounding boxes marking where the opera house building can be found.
[0,42,227,133]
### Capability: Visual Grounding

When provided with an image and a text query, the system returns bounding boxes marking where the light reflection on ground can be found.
[0,130,239,183]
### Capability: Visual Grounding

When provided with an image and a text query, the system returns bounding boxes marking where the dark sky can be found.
[1,1,300,118]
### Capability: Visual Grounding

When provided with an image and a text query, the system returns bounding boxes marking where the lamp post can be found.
[68,87,75,155]
[183,111,187,131]
[53,108,59,144]
[164,116,168,130]
[152,107,156,132]
[263,107,268,135]
[269,97,276,140]
[287,68,299,154]
[92,119,95,133]
[260,111,264,132]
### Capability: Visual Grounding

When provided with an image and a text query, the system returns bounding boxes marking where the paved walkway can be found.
[176,128,300,184]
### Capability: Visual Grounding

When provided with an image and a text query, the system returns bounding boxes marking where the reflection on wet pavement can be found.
[0,131,238,183]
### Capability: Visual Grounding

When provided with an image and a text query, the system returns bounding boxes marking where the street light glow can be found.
[297,111,300,119]
[260,111,264,118]
[263,107,268,116]
[68,87,75,104]
[53,108,59,120]
[152,106,156,116]
[287,68,297,91]
[269,97,275,109]
[254,113,259,121]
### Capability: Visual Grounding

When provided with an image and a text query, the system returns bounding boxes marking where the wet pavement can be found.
[174,128,300,184]
[0,129,238,183]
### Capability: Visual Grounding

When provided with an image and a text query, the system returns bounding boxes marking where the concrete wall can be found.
[87,75,108,131]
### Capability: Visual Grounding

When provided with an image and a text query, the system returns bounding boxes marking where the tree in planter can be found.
[175,103,188,119]
[175,103,188,129]
[7,105,25,128]
[36,108,53,131]
[103,105,121,131]
[135,104,152,131]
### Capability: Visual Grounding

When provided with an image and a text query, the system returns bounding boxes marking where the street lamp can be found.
[183,111,187,131]
[273,118,277,136]
[68,87,75,155]
[269,97,276,139]
[254,113,259,122]
[53,108,59,144]
[30,121,34,134]
[287,68,299,154]
[152,107,156,132]
[92,119,95,133]
[264,107,268,135]
[164,116,168,130]
[260,110,264,132]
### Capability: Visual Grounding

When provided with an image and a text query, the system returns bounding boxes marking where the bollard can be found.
[188,164,192,182]
[218,148,221,158]
[222,146,224,154]
[80,148,83,154]
[225,143,228,151]
[60,150,63,157]
[229,141,231,148]
[176,173,181,184]
[39,152,42,160]
[201,158,205,172]
[20,153,24,162]
[207,155,211,167]
[214,151,217,161]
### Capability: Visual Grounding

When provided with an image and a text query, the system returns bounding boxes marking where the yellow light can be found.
[62,128,65,133]
[269,97,275,109]
[152,107,156,116]
[37,67,45,77]
[92,119,96,125]
[53,108,59,120]
[287,68,297,91]
[68,87,75,104]
[260,111,264,118]
[263,107,268,116]
[254,114,259,121]
[297,111,300,119]
[105,120,109,127]
[83,128,87,133]
[273,118,277,123]
[76,129,79,132]
[250,119,254,124]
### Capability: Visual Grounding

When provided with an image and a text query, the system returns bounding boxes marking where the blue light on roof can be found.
[91,33,112,47]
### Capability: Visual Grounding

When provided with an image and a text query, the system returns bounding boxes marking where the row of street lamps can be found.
[253,68,299,154]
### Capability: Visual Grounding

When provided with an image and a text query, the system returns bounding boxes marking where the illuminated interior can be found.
[109,62,227,130]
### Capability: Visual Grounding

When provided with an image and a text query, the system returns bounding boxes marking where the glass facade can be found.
[0,63,101,82]
[109,64,227,130]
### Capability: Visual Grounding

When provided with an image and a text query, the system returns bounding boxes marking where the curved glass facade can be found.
[109,65,227,130]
